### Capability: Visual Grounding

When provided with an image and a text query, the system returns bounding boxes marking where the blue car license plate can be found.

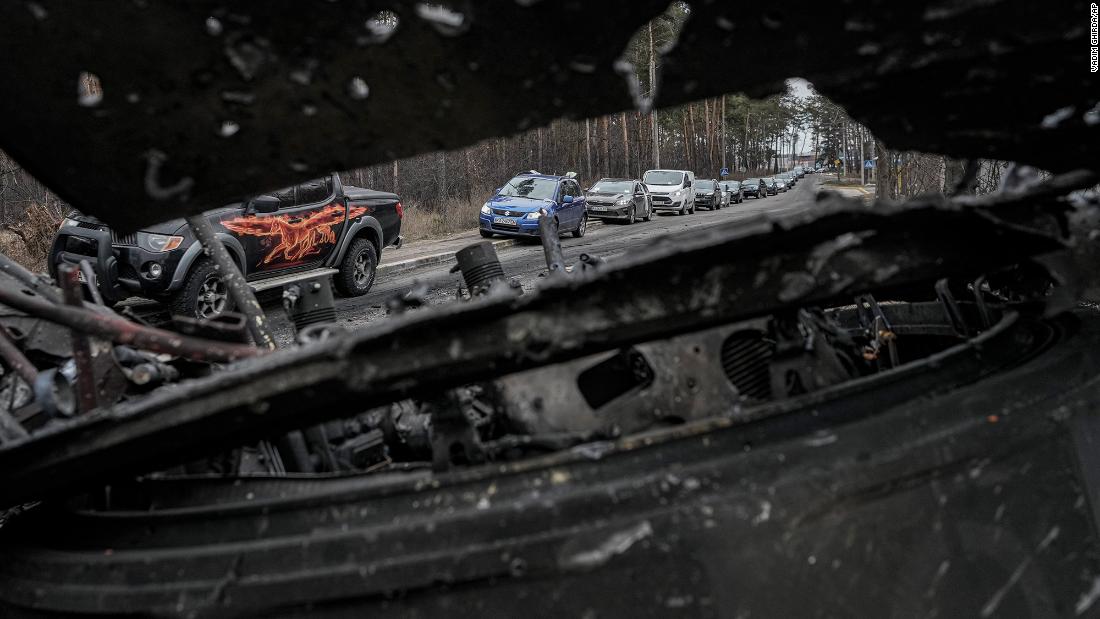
[493,216,518,227]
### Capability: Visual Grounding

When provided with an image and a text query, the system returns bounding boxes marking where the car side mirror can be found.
[248,195,280,214]
[562,195,574,204]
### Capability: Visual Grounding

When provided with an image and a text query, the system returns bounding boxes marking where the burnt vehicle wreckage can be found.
[1,1,1100,617]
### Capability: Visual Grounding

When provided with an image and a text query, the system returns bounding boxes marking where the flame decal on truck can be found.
[221,204,368,265]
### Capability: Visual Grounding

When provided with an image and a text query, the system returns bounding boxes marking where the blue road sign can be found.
[720,167,730,177]
[864,160,874,169]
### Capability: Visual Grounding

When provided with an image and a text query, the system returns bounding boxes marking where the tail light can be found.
[395,201,404,219]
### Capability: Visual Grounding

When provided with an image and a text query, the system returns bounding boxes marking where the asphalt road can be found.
[267,175,829,344]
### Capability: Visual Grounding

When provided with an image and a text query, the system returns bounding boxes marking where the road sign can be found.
[720,167,729,177]
[864,160,874,169]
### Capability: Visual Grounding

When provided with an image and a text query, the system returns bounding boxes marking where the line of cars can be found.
[478,166,814,238]
[474,168,702,238]
[740,166,814,199]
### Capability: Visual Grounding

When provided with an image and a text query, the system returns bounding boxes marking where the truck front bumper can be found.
[49,226,185,303]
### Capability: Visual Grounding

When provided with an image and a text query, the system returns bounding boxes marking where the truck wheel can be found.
[171,258,235,319]
[335,238,378,297]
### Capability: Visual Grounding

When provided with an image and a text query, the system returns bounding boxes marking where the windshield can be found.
[744,178,760,185]
[693,180,716,190]
[722,182,740,189]
[497,176,558,200]
[591,181,633,193]
[643,170,685,185]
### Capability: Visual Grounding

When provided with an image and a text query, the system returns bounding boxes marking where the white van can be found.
[642,169,696,215]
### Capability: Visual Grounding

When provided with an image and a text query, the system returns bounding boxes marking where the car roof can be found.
[513,173,565,181]
[594,177,634,182]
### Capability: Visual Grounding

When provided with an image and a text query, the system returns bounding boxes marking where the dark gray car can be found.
[742,178,767,199]
[720,180,744,204]
[585,178,652,224]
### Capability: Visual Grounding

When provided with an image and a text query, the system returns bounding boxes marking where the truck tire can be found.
[170,258,235,319]
[334,237,378,297]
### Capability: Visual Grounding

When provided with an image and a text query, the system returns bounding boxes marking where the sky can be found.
[787,78,815,156]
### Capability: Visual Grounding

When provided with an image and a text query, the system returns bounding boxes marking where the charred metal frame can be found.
[0,283,261,364]
[0,3,1098,615]
[0,188,1073,507]
[0,306,1091,617]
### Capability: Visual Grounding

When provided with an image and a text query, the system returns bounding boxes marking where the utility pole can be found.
[648,22,659,169]
[621,111,630,178]
[813,124,819,167]
[720,95,727,173]
[859,128,865,186]
[537,127,544,172]
[585,118,593,179]
[744,111,750,172]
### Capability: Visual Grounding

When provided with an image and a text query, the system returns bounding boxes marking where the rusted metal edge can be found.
[0,285,262,364]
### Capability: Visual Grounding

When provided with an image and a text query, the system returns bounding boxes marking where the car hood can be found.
[486,195,550,213]
[69,213,188,236]
[586,192,627,201]
[645,184,682,195]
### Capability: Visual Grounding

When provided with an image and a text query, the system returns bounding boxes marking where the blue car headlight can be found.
[480,204,491,215]
[524,212,541,220]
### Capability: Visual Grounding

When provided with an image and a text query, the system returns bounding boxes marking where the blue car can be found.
[479,172,588,239]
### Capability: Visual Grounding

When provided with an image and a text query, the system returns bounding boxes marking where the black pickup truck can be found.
[49,173,403,318]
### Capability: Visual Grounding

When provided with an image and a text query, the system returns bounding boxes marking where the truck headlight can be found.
[480,204,492,215]
[137,232,184,253]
